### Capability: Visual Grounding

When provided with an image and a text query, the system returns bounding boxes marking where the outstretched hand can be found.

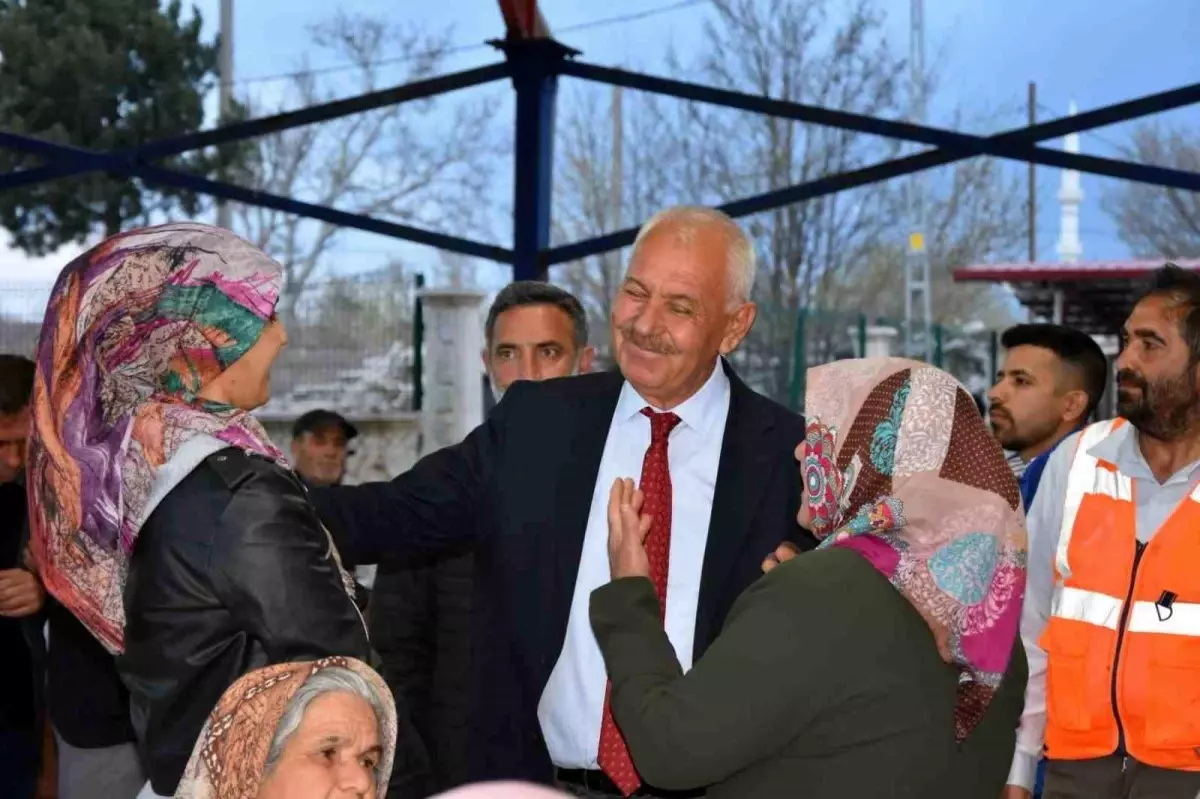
[761,533,851,574]
[761,542,801,574]
[607,477,653,580]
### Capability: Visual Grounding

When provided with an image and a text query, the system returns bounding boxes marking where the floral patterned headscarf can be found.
[175,657,398,799]
[803,357,1026,741]
[27,223,286,653]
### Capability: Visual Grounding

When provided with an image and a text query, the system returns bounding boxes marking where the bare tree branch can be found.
[233,12,502,318]
[553,0,1021,396]
[1104,124,1200,259]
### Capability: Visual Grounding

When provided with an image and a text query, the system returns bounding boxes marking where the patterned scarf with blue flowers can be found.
[803,357,1027,741]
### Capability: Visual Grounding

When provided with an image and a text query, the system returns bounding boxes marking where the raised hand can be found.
[607,477,653,580]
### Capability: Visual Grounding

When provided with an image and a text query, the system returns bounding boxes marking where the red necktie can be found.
[597,408,681,796]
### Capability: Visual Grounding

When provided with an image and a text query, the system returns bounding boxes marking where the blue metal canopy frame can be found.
[0,33,1197,282]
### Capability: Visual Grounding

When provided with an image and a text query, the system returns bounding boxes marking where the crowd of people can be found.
[1,205,1198,799]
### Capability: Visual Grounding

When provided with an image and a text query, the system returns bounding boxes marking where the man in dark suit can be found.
[371,280,596,795]
[314,205,812,796]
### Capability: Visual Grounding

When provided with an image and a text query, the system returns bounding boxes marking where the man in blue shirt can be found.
[988,323,1109,512]
[987,323,1108,799]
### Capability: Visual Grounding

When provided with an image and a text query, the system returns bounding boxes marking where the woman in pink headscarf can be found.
[592,358,1029,798]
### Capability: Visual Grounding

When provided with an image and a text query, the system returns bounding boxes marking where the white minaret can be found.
[1056,100,1084,263]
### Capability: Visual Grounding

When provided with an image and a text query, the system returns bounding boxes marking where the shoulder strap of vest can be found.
[1070,418,1125,464]
[1057,419,1132,580]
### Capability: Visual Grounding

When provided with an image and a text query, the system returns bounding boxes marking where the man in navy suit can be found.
[315,206,812,796]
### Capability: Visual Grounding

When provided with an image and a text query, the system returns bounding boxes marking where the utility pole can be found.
[1028,82,1037,263]
[904,0,932,362]
[610,85,623,230]
[216,0,234,230]
[608,85,624,303]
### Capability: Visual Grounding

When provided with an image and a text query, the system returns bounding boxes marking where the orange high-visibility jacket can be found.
[1040,418,1200,770]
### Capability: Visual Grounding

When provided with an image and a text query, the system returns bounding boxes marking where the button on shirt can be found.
[1008,422,1200,790]
[537,360,731,769]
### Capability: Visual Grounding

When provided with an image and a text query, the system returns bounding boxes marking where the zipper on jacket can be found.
[1111,539,1146,756]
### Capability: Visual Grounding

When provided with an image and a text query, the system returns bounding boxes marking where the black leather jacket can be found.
[119,447,395,794]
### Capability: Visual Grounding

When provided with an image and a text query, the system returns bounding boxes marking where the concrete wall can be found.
[257,288,489,485]
[419,289,487,450]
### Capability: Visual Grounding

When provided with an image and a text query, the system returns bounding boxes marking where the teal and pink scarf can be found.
[803,357,1027,740]
[27,222,285,653]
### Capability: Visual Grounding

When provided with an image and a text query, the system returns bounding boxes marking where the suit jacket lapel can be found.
[545,371,623,660]
[693,362,780,652]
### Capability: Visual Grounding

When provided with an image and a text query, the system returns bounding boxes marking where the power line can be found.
[233,42,490,87]
[1036,101,1127,152]
[1081,129,1128,153]
[1036,225,1124,242]
[0,0,707,118]
[233,0,707,88]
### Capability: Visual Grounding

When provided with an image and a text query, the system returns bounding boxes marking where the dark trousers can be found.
[0,725,40,799]
[558,781,622,799]
[1045,755,1200,799]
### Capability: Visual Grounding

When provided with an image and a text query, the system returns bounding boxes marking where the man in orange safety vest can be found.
[1002,263,1200,799]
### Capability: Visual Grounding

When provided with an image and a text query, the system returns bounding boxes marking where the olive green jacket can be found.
[590,547,1027,799]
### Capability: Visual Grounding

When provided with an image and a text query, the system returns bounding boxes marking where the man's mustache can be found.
[1116,369,1147,391]
[618,324,679,356]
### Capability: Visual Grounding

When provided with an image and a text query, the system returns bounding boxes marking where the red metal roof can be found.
[952,259,1200,334]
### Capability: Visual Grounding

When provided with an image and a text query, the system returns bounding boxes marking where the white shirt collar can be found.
[614,358,730,437]
[1092,421,1200,485]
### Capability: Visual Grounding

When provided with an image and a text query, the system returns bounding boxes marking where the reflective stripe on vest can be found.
[1049,591,1200,635]
[1050,585,1123,630]
[1126,600,1200,636]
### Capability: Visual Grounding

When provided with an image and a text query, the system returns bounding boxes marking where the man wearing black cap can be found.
[292,409,372,614]
[291,409,358,489]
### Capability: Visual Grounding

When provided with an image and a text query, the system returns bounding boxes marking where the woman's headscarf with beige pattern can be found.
[174,657,396,799]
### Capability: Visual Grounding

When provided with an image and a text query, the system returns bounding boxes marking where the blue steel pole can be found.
[498,38,576,282]
[0,63,512,192]
[0,131,514,263]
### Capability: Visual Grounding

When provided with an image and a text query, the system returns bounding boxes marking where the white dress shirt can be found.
[537,360,731,769]
[1008,423,1200,790]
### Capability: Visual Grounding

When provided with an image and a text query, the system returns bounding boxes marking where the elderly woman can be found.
[591,358,1029,798]
[25,224,410,796]
[175,657,396,798]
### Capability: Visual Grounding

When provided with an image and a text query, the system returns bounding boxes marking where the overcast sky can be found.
[1,0,1196,298]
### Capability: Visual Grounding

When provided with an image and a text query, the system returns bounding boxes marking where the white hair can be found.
[630,205,756,309]
[264,666,387,776]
